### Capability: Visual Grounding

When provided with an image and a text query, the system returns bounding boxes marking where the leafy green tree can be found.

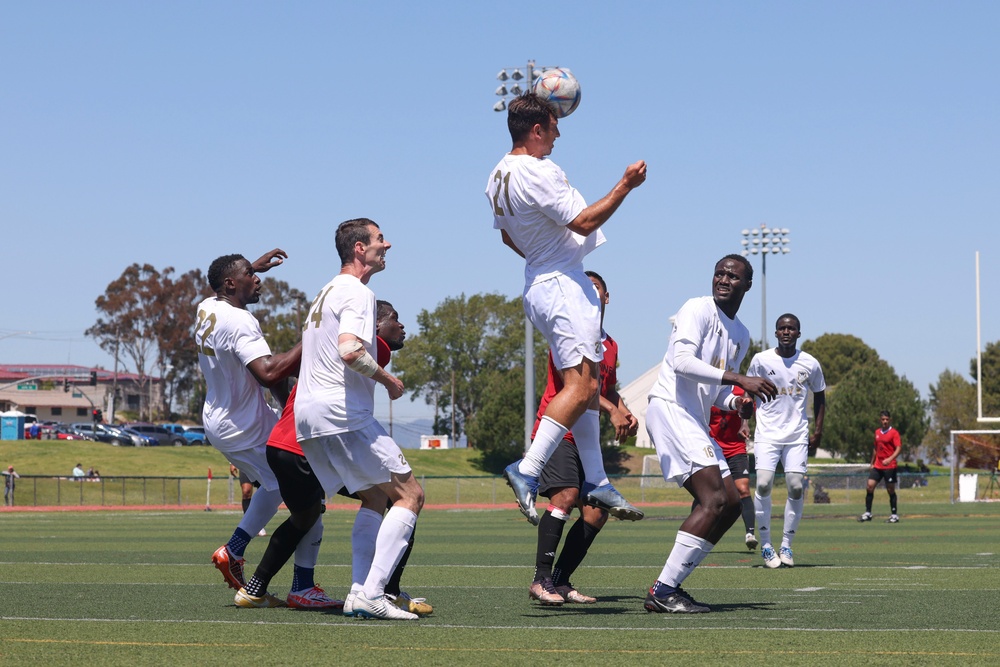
[970,340,1000,418]
[156,269,212,419]
[252,278,308,354]
[922,369,977,464]
[391,293,546,445]
[823,361,927,461]
[800,333,879,387]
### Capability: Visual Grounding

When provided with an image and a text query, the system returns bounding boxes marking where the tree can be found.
[87,264,173,420]
[923,369,977,464]
[252,278,308,354]
[823,361,927,461]
[391,293,540,443]
[800,333,879,387]
[158,269,213,419]
[970,340,1000,418]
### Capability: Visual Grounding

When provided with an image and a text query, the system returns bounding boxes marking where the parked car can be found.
[51,423,94,441]
[70,423,131,447]
[119,427,159,447]
[161,423,206,446]
[180,426,209,446]
[125,423,182,447]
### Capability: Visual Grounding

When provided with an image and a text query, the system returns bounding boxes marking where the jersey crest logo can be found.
[797,371,809,384]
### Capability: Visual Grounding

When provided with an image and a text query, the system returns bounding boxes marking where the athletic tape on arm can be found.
[338,339,379,377]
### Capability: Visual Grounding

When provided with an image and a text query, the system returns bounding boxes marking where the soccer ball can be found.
[532,68,581,118]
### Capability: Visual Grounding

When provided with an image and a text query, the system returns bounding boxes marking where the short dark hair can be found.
[207,254,247,291]
[880,410,891,418]
[775,313,800,329]
[507,93,556,143]
[335,218,379,266]
[376,299,396,326]
[718,253,753,282]
[584,270,607,293]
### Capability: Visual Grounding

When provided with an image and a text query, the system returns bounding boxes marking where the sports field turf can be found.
[2,503,998,666]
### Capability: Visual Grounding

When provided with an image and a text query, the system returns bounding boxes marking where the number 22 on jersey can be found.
[195,309,217,357]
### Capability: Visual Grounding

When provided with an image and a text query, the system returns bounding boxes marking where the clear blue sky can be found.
[3,2,998,426]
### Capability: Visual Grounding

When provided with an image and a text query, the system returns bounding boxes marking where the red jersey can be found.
[531,333,619,445]
[267,336,392,456]
[873,426,901,469]
[709,386,747,459]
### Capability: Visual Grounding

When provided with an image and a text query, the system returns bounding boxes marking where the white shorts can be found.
[524,270,602,369]
[754,441,808,475]
[299,421,411,496]
[646,396,730,487]
[223,445,279,492]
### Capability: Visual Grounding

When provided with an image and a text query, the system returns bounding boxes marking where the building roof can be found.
[0,364,152,383]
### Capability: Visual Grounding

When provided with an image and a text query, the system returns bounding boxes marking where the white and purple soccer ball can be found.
[532,68,581,118]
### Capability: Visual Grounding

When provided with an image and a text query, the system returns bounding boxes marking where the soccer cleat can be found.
[583,483,644,521]
[258,528,267,537]
[886,514,900,524]
[644,588,710,614]
[554,583,596,604]
[761,545,780,569]
[858,512,873,522]
[779,546,795,567]
[235,587,287,608]
[352,592,419,620]
[392,591,433,616]
[503,461,540,525]
[211,545,246,590]
[287,585,344,610]
[745,532,759,550]
[528,577,565,606]
[342,592,357,617]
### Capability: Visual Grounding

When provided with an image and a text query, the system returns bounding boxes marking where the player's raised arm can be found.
[566,161,647,237]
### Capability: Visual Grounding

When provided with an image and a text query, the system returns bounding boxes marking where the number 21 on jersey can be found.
[491,169,512,217]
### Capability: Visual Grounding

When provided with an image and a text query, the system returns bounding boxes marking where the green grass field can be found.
[2,503,998,666]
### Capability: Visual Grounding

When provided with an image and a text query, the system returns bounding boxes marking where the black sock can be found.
[888,493,897,515]
[249,517,309,593]
[385,530,415,597]
[865,492,874,513]
[552,519,601,586]
[533,510,566,582]
[740,496,755,534]
[242,497,251,513]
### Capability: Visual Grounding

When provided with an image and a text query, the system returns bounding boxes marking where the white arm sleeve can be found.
[672,338,726,384]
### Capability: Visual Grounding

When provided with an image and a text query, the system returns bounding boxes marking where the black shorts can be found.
[726,453,751,481]
[237,470,260,488]
[869,467,897,486]
[266,446,325,513]
[538,438,583,497]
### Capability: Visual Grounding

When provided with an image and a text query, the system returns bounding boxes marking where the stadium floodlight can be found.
[509,83,523,96]
[740,224,791,347]
[510,68,524,80]
[494,85,507,96]
[493,100,506,112]
[497,69,508,81]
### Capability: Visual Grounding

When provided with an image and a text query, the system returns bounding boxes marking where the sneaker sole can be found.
[745,537,759,550]
[585,497,644,521]
[644,601,710,614]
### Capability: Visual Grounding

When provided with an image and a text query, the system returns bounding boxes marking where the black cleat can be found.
[644,588,710,614]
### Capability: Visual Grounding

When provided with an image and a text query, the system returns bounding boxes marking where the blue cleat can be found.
[582,482,644,521]
[503,461,539,525]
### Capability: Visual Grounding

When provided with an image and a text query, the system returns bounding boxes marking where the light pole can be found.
[740,225,791,347]
[492,60,562,450]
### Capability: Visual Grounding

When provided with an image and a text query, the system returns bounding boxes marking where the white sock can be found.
[754,492,773,548]
[782,496,804,549]
[236,487,282,536]
[519,416,568,478]
[351,507,382,594]
[362,506,417,599]
[292,516,324,569]
[657,531,710,588]
[572,409,609,487]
